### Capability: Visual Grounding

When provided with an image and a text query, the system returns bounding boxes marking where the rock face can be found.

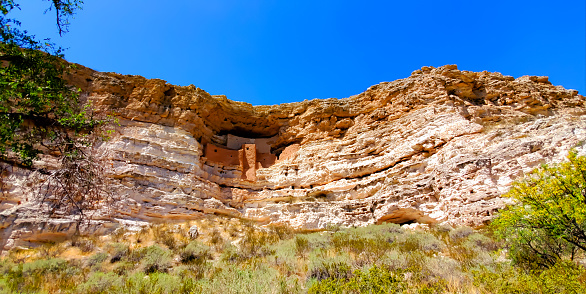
[1,64,586,250]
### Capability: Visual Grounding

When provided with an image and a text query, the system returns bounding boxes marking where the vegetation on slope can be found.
[2,153,586,293]
[0,217,584,293]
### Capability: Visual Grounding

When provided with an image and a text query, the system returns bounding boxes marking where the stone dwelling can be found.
[203,134,299,182]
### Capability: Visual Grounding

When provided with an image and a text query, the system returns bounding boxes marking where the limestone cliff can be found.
[1,64,585,250]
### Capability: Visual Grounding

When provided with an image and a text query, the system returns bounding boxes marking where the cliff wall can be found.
[1,64,585,250]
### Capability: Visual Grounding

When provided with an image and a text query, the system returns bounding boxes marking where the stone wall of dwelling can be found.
[204,144,240,166]
[227,134,277,154]
[240,144,257,181]
[226,134,254,150]
[204,138,299,182]
[257,152,277,168]
[254,137,277,153]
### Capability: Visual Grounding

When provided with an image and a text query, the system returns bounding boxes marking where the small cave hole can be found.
[398,220,416,225]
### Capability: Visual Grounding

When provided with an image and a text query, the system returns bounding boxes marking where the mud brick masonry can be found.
[204,134,299,181]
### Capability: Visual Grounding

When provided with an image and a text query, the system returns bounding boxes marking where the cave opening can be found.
[218,127,278,139]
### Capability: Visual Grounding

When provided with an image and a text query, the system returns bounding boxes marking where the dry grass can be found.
[0,217,584,293]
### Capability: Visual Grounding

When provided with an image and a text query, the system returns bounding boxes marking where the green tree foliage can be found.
[0,0,93,166]
[1,1,115,233]
[492,151,586,268]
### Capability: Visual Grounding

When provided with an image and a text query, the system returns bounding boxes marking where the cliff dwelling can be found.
[203,134,299,181]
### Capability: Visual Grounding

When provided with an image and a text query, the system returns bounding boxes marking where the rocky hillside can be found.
[1,64,585,250]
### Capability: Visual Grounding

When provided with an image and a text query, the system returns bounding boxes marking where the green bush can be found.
[331,231,390,257]
[308,265,404,294]
[294,236,310,256]
[463,233,499,252]
[21,258,68,276]
[76,272,120,294]
[193,264,294,294]
[238,226,279,258]
[179,241,211,265]
[449,226,474,241]
[472,261,586,294]
[87,252,108,269]
[378,250,408,270]
[152,224,179,249]
[399,232,444,253]
[4,213,584,293]
[127,246,146,263]
[5,258,71,293]
[112,261,134,276]
[108,243,129,263]
[119,272,196,294]
[141,245,172,273]
[492,152,586,269]
[220,243,241,263]
[308,261,352,281]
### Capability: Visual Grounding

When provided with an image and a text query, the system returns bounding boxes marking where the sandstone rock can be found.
[188,225,199,239]
[1,64,585,250]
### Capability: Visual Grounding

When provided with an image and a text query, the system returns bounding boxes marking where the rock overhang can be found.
[1,64,585,250]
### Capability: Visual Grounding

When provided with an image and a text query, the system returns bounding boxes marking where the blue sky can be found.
[9,0,586,105]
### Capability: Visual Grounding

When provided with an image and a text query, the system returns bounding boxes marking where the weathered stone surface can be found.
[188,225,199,239]
[1,64,585,250]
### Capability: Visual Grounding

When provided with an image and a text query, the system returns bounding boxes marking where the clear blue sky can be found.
[9,0,586,105]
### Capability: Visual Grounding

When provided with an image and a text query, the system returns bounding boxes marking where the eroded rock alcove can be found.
[1,64,585,250]
[203,134,300,182]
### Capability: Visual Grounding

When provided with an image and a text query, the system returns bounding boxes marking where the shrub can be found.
[378,250,409,271]
[268,224,296,240]
[399,232,444,253]
[72,238,97,253]
[376,222,404,235]
[536,261,586,293]
[141,245,172,273]
[308,261,352,282]
[5,258,70,293]
[152,224,178,249]
[209,228,225,250]
[294,236,310,256]
[108,243,129,263]
[21,258,68,276]
[463,233,499,252]
[449,226,475,241]
[308,265,404,294]
[238,226,278,259]
[112,261,134,276]
[331,231,389,256]
[127,247,146,263]
[36,242,66,258]
[492,152,586,269]
[116,272,196,294]
[180,241,211,265]
[76,272,120,293]
[193,264,290,294]
[472,261,586,294]
[86,252,108,268]
[220,243,241,263]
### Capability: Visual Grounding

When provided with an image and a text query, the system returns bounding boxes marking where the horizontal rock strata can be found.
[1,64,585,250]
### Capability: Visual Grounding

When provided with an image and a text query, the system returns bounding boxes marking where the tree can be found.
[1,0,114,233]
[1,0,91,166]
[491,151,586,269]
